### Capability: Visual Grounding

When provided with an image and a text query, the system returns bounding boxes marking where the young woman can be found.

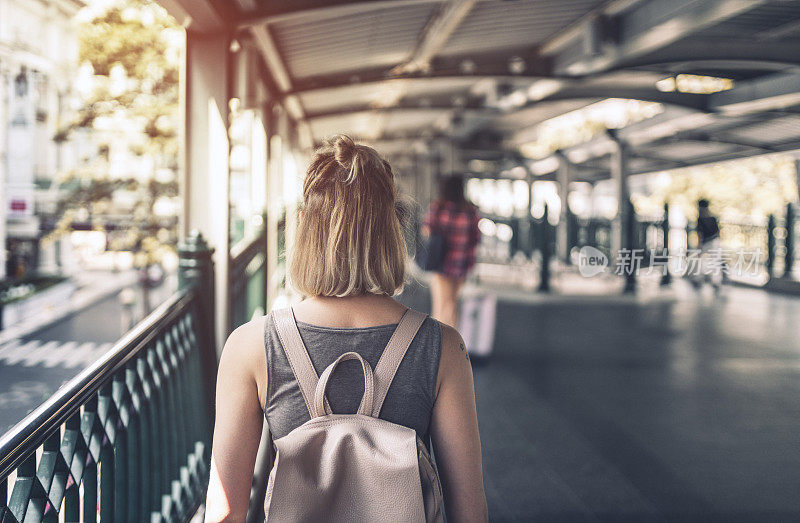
[422,176,481,328]
[205,135,488,522]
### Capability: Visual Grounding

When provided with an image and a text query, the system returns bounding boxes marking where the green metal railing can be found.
[1,232,217,522]
[229,226,267,333]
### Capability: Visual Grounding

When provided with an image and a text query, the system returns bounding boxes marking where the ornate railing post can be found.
[766,214,776,279]
[623,199,636,293]
[661,203,672,286]
[538,204,551,292]
[784,203,794,279]
[178,231,217,427]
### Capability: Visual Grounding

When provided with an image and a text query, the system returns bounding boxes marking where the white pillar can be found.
[183,30,231,354]
[0,70,7,279]
[556,153,571,262]
[610,139,630,258]
[795,158,800,202]
[265,105,287,310]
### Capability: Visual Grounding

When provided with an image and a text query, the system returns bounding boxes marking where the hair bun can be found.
[333,135,357,169]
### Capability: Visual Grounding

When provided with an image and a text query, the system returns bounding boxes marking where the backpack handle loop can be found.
[312,352,375,418]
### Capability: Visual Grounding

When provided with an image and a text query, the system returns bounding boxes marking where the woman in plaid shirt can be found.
[422,176,481,327]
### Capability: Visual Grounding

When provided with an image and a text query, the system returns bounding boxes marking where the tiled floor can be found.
[400,280,800,522]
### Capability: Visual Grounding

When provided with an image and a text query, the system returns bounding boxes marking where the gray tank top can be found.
[262,311,443,448]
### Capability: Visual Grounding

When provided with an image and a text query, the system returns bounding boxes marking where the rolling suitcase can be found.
[459,293,497,361]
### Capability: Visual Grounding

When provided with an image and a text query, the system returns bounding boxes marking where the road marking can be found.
[1,340,43,365]
[19,341,60,367]
[41,341,79,368]
[0,340,115,369]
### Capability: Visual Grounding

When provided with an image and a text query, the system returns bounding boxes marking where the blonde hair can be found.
[288,135,407,297]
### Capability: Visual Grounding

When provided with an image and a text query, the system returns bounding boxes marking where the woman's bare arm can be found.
[205,319,266,522]
[430,323,489,522]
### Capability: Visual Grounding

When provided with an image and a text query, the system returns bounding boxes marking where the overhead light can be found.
[656,74,733,94]
[508,56,526,75]
[675,74,734,94]
[460,59,476,74]
[655,77,676,92]
[527,79,562,101]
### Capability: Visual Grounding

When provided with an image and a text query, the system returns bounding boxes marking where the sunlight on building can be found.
[519,98,664,159]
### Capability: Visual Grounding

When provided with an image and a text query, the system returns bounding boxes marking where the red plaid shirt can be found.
[423,200,481,279]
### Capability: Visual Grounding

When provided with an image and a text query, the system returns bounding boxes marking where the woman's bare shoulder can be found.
[223,315,267,359]
[219,315,268,386]
[433,319,471,395]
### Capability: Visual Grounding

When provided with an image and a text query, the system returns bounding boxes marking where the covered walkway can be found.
[402,281,800,520]
[4,0,800,521]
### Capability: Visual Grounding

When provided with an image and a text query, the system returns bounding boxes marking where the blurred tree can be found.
[634,154,799,221]
[46,0,182,273]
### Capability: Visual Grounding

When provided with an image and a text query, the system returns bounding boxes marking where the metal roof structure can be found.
[167,0,800,181]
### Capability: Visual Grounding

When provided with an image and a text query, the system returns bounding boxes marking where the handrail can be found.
[0,289,193,478]
[229,227,267,332]
[230,227,267,277]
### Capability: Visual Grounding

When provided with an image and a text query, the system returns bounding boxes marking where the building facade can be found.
[0,0,84,279]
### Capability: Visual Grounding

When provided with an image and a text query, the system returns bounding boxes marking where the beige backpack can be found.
[265,307,444,522]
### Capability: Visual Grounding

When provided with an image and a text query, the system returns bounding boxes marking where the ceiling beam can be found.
[536,86,709,111]
[157,0,229,32]
[618,38,800,72]
[757,18,800,41]
[545,0,772,76]
[303,93,498,120]
[710,72,800,116]
[391,0,478,74]
[236,0,439,27]
[250,24,315,147]
[286,48,550,95]
[629,150,691,168]
[678,134,778,153]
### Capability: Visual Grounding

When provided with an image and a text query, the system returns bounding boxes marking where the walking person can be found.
[421,176,481,328]
[205,136,487,522]
[692,198,724,292]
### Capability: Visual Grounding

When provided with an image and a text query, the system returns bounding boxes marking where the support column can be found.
[538,203,551,292]
[609,134,635,292]
[610,137,629,257]
[182,30,232,354]
[0,68,6,280]
[265,105,286,310]
[661,202,672,285]
[795,159,800,202]
[784,202,794,279]
[556,152,571,263]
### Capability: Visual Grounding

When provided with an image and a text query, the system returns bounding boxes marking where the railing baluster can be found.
[9,453,45,521]
[0,476,10,523]
[138,352,159,515]
[158,337,182,484]
[61,411,83,521]
[98,382,117,521]
[125,362,142,523]
[81,395,101,523]
[36,430,68,521]
[112,372,129,520]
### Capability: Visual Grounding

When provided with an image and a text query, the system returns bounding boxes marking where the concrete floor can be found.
[400,280,800,522]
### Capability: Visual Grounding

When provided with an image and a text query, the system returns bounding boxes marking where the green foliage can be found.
[634,154,799,221]
[49,0,182,265]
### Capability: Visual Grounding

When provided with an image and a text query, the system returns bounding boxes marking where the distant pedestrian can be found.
[693,198,723,292]
[421,176,481,328]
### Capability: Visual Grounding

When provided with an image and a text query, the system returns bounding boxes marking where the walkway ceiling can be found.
[167,0,800,181]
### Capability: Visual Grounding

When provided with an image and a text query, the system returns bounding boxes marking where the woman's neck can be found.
[293,293,407,328]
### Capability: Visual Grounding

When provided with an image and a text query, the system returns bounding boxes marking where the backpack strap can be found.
[371,308,427,417]
[272,307,330,417]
